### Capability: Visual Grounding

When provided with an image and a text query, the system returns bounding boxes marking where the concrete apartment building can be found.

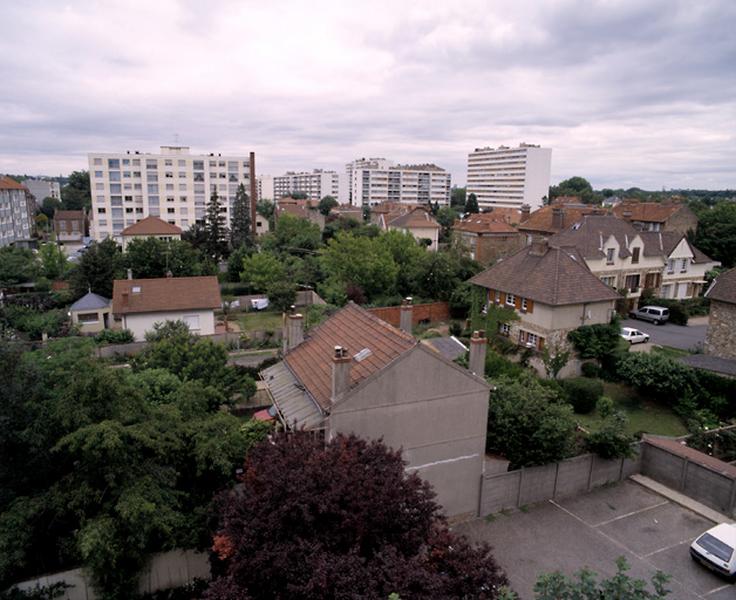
[261,302,490,519]
[467,143,551,211]
[256,174,274,201]
[273,169,342,202]
[0,176,35,247]
[24,178,61,203]
[88,146,256,242]
[346,158,451,207]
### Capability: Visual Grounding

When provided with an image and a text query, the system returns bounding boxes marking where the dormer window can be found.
[606,248,615,265]
[631,247,640,264]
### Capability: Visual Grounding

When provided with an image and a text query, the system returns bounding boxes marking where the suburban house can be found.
[120,216,182,250]
[53,210,87,253]
[612,200,698,235]
[469,239,620,351]
[112,275,221,341]
[704,268,736,360]
[275,198,326,230]
[369,201,415,227]
[517,203,606,242]
[386,207,440,251]
[453,213,523,264]
[261,301,490,519]
[68,291,112,334]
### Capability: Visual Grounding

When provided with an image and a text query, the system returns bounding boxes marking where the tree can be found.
[38,243,68,280]
[534,556,670,599]
[693,200,736,267]
[466,192,480,214]
[226,244,253,282]
[318,195,338,216]
[267,280,297,312]
[123,238,206,279]
[261,213,323,256]
[256,199,274,221]
[436,206,459,243]
[60,171,90,211]
[549,176,597,204]
[0,247,39,287]
[486,375,577,469]
[206,433,510,599]
[229,184,253,250]
[240,252,286,293]
[451,186,466,210]
[69,238,121,298]
[40,197,62,220]
[203,190,228,260]
[541,345,570,379]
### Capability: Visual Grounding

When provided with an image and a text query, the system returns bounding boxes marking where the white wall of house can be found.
[122,309,215,341]
[390,224,439,251]
[517,300,615,331]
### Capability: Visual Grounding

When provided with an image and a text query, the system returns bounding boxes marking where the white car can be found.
[620,327,650,344]
[691,523,736,578]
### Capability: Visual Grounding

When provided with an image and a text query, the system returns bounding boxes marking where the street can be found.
[621,317,707,351]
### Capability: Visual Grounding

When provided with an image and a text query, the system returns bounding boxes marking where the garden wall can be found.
[95,332,244,358]
[367,301,450,328]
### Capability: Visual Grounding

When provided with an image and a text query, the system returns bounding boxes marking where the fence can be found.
[367,301,450,328]
[479,445,642,516]
[95,332,244,358]
[11,549,209,600]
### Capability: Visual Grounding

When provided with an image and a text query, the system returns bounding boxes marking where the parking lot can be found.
[621,317,707,351]
[456,481,734,600]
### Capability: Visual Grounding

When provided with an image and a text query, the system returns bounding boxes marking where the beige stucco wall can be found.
[519,300,614,331]
[391,225,439,251]
[71,306,112,334]
[328,345,489,519]
[122,309,215,341]
[705,301,736,360]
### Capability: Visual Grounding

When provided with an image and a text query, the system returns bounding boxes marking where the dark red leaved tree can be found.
[205,432,510,599]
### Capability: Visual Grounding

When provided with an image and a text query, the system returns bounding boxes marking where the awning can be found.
[261,361,325,431]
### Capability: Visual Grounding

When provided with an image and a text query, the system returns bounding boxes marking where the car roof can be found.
[621,327,637,333]
[702,523,736,547]
[641,305,667,311]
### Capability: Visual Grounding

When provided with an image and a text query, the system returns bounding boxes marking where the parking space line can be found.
[594,500,670,527]
[705,583,734,595]
[642,537,695,557]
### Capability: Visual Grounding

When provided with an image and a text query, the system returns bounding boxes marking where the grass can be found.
[651,345,690,359]
[239,311,283,332]
[575,381,688,438]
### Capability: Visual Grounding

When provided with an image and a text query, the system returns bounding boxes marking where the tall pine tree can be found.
[230,183,253,250]
[204,189,228,260]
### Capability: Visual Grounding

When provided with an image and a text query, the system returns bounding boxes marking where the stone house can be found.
[704,268,736,360]
[120,216,182,250]
[453,213,524,264]
[613,200,698,236]
[261,301,490,520]
[112,275,221,341]
[469,239,620,352]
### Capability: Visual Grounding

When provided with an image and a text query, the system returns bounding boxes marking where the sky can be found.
[0,0,734,189]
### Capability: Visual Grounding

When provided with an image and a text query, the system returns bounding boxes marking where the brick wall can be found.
[367,301,450,327]
[705,300,736,360]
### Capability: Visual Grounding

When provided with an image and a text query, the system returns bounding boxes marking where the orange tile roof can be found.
[284,302,416,410]
[388,207,439,229]
[612,201,684,223]
[112,276,221,315]
[518,205,607,234]
[454,213,518,234]
[0,176,28,191]
[121,216,182,236]
[53,210,85,221]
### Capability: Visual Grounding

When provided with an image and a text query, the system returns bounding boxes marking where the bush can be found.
[642,298,688,325]
[94,329,134,345]
[267,280,297,313]
[562,377,604,414]
[585,411,635,459]
[449,321,463,337]
[581,362,601,378]
[567,320,621,361]
[484,350,525,379]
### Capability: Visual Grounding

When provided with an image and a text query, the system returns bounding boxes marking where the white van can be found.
[690,523,736,578]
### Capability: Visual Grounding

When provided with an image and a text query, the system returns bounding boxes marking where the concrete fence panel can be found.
[641,445,684,490]
[554,455,594,498]
[518,464,557,506]
[590,455,623,488]
[683,466,732,514]
[480,471,521,516]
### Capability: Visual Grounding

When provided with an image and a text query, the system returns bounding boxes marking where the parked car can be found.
[629,305,669,325]
[620,327,650,344]
[690,523,736,579]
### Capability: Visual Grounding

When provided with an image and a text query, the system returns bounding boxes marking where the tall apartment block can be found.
[273,169,341,202]
[257,174,274,201]
[466,143,551,211]
[88,146,256,241]
[0,176,35,247]
[24,178,61,203]
[345,158,451,207]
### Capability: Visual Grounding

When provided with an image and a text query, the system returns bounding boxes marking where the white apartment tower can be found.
[346,158,451,207]
[466,143,552,211]
[257,174,274,201]
[88,146,256,242]
[272,169,341,202]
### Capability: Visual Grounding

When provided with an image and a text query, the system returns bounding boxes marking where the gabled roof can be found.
[69,291,110,311]
[613,201,688,223]
[112,276,221,315]
[638,231,716,264]
[454,213,518,235]
[469,241,620,306]
[706,267,736,304]
[421,336,468,361]
[54,210,85,221]
[518,204,606,234]
[121,216,182,236]
[0,176,28,191]
[388,207,439,229]
[284,302,417,411]
[549,214,645,260]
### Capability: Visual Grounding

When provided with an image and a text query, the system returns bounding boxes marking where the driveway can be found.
[456,481,733,600]
[621,318,707,351]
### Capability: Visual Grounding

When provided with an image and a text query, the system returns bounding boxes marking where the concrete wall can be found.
[479,445,642,516]
[95,332,242,358]
[123,309,216,341]
[328,345,489,520]
[11,549,209,600]
[367,301,450,327]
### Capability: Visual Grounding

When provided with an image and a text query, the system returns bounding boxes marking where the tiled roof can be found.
[0,176,27,191]
[262,361,324,430]
[121,216,182,236]
[638,231,716,264]
[454,213,518,234]
[469,242,620,306]
[706,267,736,304]
[549,214,645,260]
[284,302,416,410]
[69,292,111,311]
[518,204,607,234]
[54,210,85,221]
[112,276,221,315]
[613,201,685,223]
[388,207,439,229]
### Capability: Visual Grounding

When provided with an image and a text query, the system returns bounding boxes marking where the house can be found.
[613,200,698,235]
[469,239,620,351]
[120,216,182,250]
[68,291,112,334]
[112,275,221,341]
[453,213,524,264]
[275,198,326,230]
[0,176,35,247]
[368,201,416,227]
[53,210,87,254]
[704,267,736,360]
[387,207,440,250]
[517,203,607,241]
[261,301,490,519]
[254,215,270,236]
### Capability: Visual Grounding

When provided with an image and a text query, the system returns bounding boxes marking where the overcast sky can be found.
[1,0,734,189]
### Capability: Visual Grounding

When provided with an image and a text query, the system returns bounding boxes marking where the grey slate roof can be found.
[705,267,736,305]
[421,336,468,361]
[680,354,736,378]
[261,361,324,431]
[69,292,111,312]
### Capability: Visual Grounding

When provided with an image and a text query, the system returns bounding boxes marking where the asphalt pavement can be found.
[621,317,707,352]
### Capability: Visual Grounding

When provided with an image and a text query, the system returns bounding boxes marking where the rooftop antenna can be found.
[173,133,180,145]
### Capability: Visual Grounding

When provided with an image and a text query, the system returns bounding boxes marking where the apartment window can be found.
[123,171,131,178]
[680,258,688,273]
[96,195,105,203]
[111,197,123,206]
[165,172,173,178]
[167,208,175,214]
[165,159,173,166]
[506,293,516,307]
[132,159,140,166]
[500,323,511,336]
[179,196,187,202]
[94,170,103,178]
[167,196,175,202]
[178,171,186,178]
[124,195,133,202]
[606,248,615,264]
[601,276,616,287]
[181,219,189,227]
[179,183,187,191]
[93,158,102,165]
[108,159,120,169]
[109,171,121,182]
[146,160,158,169]
[122,159,130,166]
[180,207,188,215]
[209,160,217,167]
[193,160,204,170]
[97,207,106,213]
[135,207,143,214]
[193,173,204,182]
[133,171,141,178]
[97,219,107,226]
[110,184,121,193]
[147,184,159,193]
[125,207,133,214]
[178,159,186,167]
[148,196,159,205]
[166,184,175,191]
[242,161,249,169]
[147,172,158,181]
[218,161,225,167]
[631,247,640,264]
[123,183,132,190]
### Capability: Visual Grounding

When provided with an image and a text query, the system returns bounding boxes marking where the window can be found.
[500,323,511,336]
[165,172,173,178]
[193,160,204,170]
[178,159,186,167]
[167,208,175,214]
[147,172,158,182]
[132,159,140,166]
[123,171,131,178]
[109,171,121,182]
[526,332,538,347]
[94,170,103,177]
[77,312,99,323]
[146,160,158,169]
[521,298,528,312]
[606,248,615,264]
[122,159,130,166]
[148,196,160,205]
[179,183,187,191]
[624,274,640,292]
[166,184,175,191]
[97,207,106,213]
[110,184,122,193]
[182,314,200,331]
[193,172,204,182]
[667,259,675,273]
[147,184,159,194]
[164,159,173,166]
[93,158,102,165]
[124,195,133,202]
[680,258,688,273]
[631,247,640,264]
[600,276,616,287]
[167,196,175,202]
[132,286,141,293]
[108,159,120,169]
[506,293,516,307]
[125,207,133,213]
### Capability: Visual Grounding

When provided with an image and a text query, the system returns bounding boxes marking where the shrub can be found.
[581,361,601,378]
[596,396,615,418]
[642,298,688,325]
[615,352,696,403]
[562,377,604,414]
[585,411,635,459]
[266,280,297,313]
[449,321,463,337]
[94,329,134,345]
[485,350,525,379]
[567,321,621,361]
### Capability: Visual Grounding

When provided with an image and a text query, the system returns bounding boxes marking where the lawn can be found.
[239,311,283,332]
[575,381,688,438]
[651,345,690,359]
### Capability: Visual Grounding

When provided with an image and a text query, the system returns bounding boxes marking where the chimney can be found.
[520,204,531,222]
[331,346,352,401]
[551,207,564,230]
[528,237,549,257]
[399,297,413,333]
[468,330,487,376]
[127,268,133,280]
[286,313,304,350]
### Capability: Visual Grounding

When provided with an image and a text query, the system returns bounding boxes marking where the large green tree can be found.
[229,183,253,250]
[318,195,338,216]
[261,213,322,256]
[240,252,286,293]
[550,176,597,204]
[69,238,121,298]
[0,247,39,287]
[693,200,736,267]
[451,186,466,210]
[60,171,91,211]
[203,190,228,260]
[38,242,68,280]
[123,237,207,279]
[465,192,480,214]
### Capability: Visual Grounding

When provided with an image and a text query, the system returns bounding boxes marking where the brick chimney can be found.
[468,330,487,376]
[399,297,413,333]
[127,268,133,280]
[286,313,304,350]
[528,238,549,257]
[551,207,564,230]
[331,346,352,401]
[520,204,531,222]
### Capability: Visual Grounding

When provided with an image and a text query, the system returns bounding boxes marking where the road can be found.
[621,318,707,351]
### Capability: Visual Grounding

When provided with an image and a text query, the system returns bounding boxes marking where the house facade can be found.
[453,213,523,264]
[704,268,736,360]
[69,292,112,334]
[261,302,490,520]
[469,240,619,351]
[112,275,221,341]
[386,207,440,251]
[613,200,698,236]
[120,215,182,250]
[53,210,87,253]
